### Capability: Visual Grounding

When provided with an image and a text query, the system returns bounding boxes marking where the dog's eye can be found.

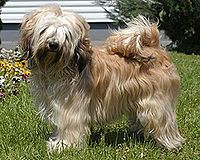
[65,34,68,41]
[65,32,72,41]
[40,28,47,35]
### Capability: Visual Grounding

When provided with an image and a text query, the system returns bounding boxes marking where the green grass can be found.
[0,53,200,160]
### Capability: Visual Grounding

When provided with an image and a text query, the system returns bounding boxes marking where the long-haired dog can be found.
[20,5,184,152]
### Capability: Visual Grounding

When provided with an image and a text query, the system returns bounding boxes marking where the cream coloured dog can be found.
[20,5,184,152]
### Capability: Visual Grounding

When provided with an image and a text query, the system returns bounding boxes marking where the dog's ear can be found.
[20,24,32,60]
[74,46,86,73]
[19,10,39,60]
[74,38,91,73]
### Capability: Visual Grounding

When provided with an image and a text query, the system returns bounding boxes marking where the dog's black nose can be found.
[49,40,59,51]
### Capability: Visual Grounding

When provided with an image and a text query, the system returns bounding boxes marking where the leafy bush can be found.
[97,0,152,26]
[99,0,200,54]
[151,0,200,54]
[0,0,7,6]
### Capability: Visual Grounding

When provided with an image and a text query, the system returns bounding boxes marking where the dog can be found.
[20,5,184,152]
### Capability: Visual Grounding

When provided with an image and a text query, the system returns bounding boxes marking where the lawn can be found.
[0,53,199,160]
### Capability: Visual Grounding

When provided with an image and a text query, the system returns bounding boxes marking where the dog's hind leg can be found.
[136,95,184,150]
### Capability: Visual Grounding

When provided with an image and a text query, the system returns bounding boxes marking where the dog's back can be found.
[89,16,180,108]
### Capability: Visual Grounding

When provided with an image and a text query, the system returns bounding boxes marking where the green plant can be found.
[151,0,200,54]
[99,0,200,55]
[98,0,153,25]
[0,47,30,100]
[0,0,7,6]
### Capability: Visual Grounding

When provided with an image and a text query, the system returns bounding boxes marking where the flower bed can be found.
[0,47,30,100]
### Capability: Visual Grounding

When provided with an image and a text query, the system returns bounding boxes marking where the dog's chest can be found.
[31,73,74,106]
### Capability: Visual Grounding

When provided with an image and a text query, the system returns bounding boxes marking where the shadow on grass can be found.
[89,127,145,147]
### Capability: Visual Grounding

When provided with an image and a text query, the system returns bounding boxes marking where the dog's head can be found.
[20,5,91,73]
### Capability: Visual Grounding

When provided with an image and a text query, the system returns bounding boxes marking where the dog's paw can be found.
[47,138,69,153]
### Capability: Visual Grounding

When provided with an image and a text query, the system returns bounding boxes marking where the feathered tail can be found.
[105,16,160,61]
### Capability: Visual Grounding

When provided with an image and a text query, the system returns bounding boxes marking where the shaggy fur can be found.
[20,5,184,152]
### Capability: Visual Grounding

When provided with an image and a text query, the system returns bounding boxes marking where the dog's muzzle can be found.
[48,39,59,51]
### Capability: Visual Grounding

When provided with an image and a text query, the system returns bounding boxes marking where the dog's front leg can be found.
[47,105,91,152]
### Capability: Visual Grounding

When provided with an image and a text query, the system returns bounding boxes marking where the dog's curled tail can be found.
[106,15,160,59]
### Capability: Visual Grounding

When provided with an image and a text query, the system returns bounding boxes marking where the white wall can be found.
[1,0,113,23]
[0,0,115,45]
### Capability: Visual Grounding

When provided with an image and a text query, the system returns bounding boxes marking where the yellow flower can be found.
[21,61,28,67]
[0,61,6,67]
[5,63,13,71]
[24,70,31,77]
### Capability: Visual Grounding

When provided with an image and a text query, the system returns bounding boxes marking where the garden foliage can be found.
[0,47,30,100]
[97,0,152,26]
[99,0,200,55]
[151,0,200,54]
